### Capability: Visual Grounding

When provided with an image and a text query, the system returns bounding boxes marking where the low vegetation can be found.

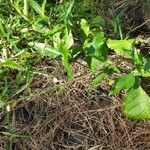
[0,0,150,149]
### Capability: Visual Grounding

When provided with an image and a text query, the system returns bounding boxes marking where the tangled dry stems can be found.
[0,59,150,150]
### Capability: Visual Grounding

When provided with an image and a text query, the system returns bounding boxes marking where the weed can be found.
[0,0,150,149]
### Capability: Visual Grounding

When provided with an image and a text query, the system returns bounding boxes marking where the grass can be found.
[0,0,150,149]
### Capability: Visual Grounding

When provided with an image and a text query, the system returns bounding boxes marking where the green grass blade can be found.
[28,0,47,19]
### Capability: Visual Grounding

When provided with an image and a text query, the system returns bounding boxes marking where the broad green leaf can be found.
[83,40,96,71]
[133,50,150,77]
[92,31,107,61]
[137,61,150,77]
[122,87,150,119]
[107,39,135,58]
[80,19,90,37]
[63,28,74,50]
[57,27,74,79]
[86,56,99,72]
[89,65,116,91]
[59,43,73,79]
[83,31,107,71]
[110,73,136,95]
[52,32,61,49]
[89,71,107,92]
[83,37,97,70]
[28,42,61,58]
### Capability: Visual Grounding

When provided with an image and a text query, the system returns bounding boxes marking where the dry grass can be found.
[0,1,150,149]
[0,59,150,150]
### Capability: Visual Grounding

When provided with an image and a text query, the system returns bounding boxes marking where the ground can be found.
[0,58,150,150]
[0,0,150,150]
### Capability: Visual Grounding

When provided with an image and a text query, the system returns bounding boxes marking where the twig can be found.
[130,18,150,32]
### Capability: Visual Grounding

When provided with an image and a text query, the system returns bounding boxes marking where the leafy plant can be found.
[107,39,150,119]
[80,19,150,119]
[122,87,150,119]
[0,0,150,124]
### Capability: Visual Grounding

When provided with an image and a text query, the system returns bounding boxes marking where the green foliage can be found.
[89,71,107,92]
[28,42,61,58]
[107,39,135,58]
[0,0,150,123]
[82,19,150,119]
[81,19,108,71]
[0,59,24,70]
[107,38,150,119]
[28,0,47,19]
[80,19,90,37]
[122,87,150,119]
[110,73,136,95]
[59,27,74,79]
